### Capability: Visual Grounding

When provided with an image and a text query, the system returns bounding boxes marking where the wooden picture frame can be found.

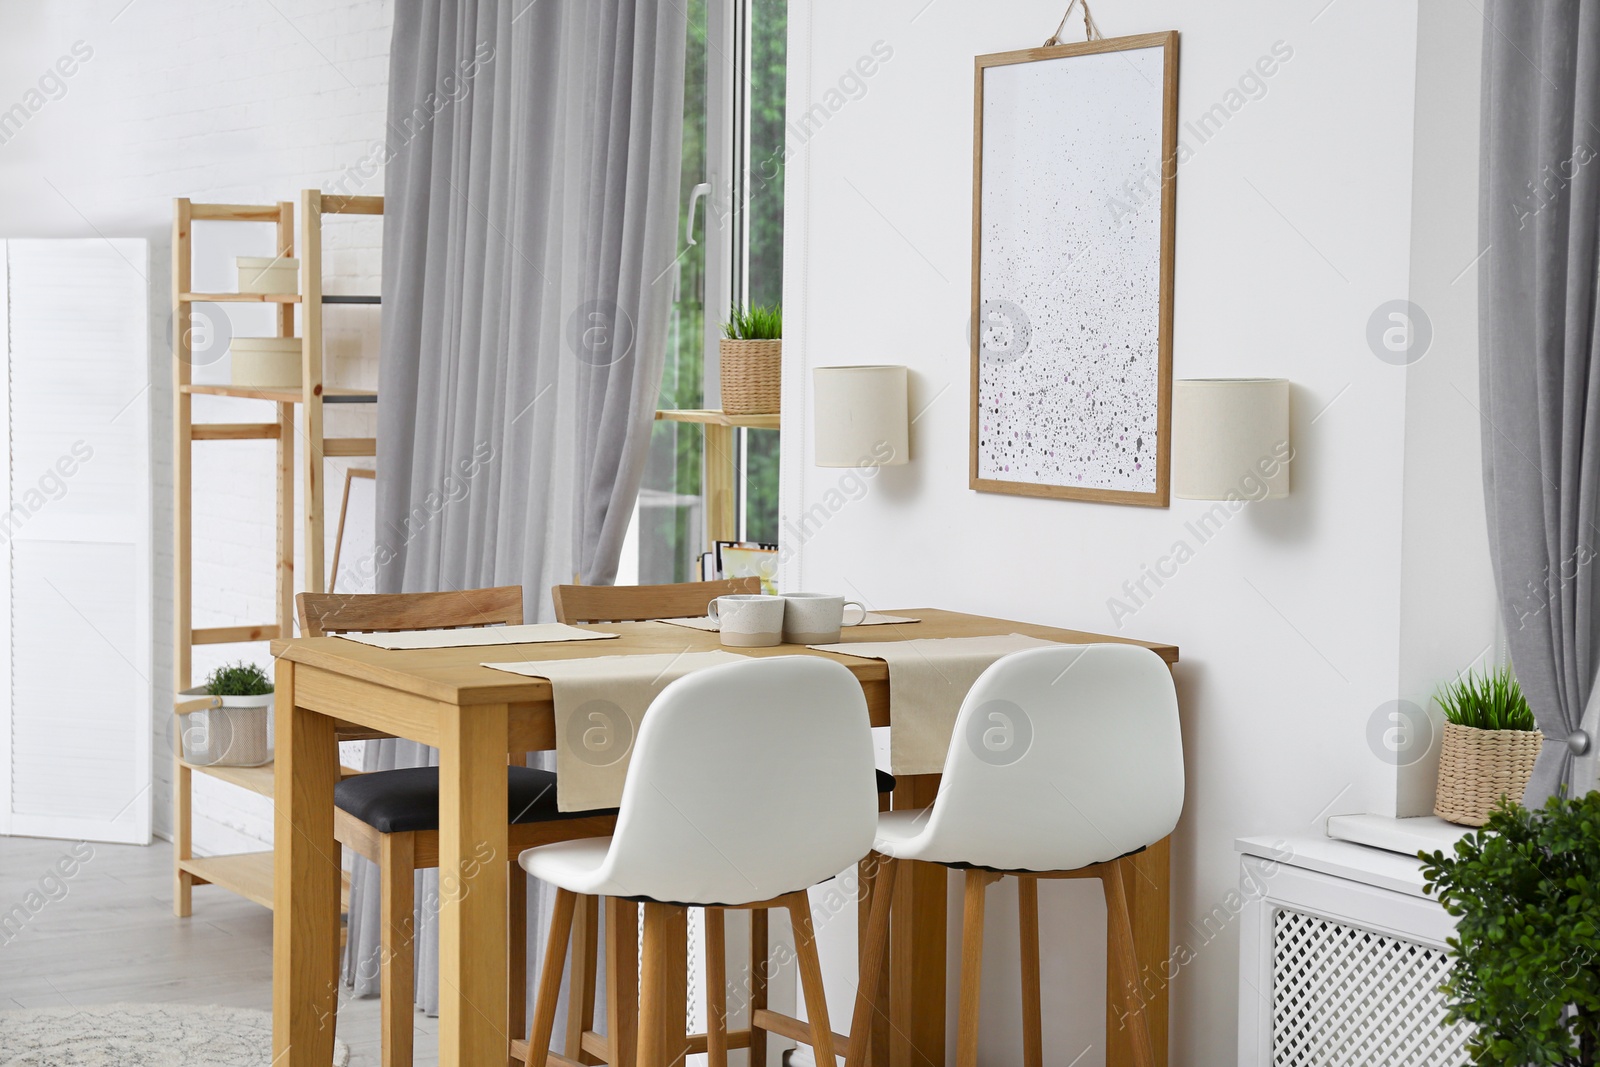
[969,32,1179,507]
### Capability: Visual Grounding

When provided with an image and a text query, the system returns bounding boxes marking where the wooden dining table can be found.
[269,607,1179,1067]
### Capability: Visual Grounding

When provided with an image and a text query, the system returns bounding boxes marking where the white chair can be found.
[516,655,879,1067]
[848,644,1183,1067]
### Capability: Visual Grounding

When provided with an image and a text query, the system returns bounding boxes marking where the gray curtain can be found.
[1480,0,1600,804]
[343,0,687,1017]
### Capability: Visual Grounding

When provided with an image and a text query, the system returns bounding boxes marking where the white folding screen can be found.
[0,239,152,844]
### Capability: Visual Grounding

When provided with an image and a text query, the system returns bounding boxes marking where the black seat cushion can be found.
[334,766,616,835]
[876,768,896,794]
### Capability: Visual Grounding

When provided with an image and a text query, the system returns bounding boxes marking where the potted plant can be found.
[1433,666,1543,826]
[1421,793,1600,1066]
[176,661,275,767]
[719,302,781,415]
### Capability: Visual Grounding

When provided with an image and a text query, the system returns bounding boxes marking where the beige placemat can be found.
[482,650,743,810]
[658,611,921,632]
[809,633,1058,775]
[337,623,617,650]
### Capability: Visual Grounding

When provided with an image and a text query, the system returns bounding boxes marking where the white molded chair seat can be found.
[519,654,878,904]
[847,643,1183,1067]
[872,643,1183,871]
[516,654,879,1067]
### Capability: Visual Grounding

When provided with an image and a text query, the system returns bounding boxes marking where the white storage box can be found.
[236,255,299,294]
[229,337,301,388]
[176,687,274,767]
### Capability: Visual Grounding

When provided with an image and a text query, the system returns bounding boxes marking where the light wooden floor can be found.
[0,834,440,1066]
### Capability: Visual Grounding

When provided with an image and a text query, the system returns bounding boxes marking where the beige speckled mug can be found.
[708,594,785,648]
[781,592,868,645]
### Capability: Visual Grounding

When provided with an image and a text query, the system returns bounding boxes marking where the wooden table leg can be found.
[891,773,946,1067]
[272,659,342,1066]
[438,701,511,1067]
[1105,837,1170,1067]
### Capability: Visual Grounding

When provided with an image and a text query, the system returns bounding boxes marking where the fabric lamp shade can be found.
[1171,378,1291,499]
[813,365,909,467]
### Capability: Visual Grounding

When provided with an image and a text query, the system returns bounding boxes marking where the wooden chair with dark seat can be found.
[297,587,617,1067]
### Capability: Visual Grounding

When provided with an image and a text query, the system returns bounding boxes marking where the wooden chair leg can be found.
[846,855,898,1067]
[525,889,578,1067]
[510,860,528,1046]
[957,870,1001,1067]
[705,908,729,1067]
[380,833,416,1067]
[749,908,768,1067]
[605,898,639,1067]
[786,891,838,1067]
[1017,876,1043,1067]
[1103,861,1157,1067]
[638,903,689,1067]
[566,894,600,1063]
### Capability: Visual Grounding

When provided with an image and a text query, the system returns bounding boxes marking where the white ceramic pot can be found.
[236,255,299,295]
[230,337,301,388]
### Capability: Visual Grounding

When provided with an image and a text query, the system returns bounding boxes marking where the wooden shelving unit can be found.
[171,193,380,916]
[654,409,780,550]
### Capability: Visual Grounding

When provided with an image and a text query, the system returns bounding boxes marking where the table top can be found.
[271,607,1178,707]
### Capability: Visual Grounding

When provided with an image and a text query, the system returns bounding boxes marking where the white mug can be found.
[781,592,868,645]
[707,594,786,648]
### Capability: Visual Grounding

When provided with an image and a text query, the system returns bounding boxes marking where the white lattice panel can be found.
[1272,907,1471,1067]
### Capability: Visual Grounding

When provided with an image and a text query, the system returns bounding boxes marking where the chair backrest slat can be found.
[296,586,524,637]
[551,578,761,625]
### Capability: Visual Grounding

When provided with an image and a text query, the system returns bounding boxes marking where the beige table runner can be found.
[809,633,1058,775]
[338,623,616,650]
[482,651,743,810]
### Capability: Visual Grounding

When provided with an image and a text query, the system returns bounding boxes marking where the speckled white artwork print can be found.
[977,46,1165,493]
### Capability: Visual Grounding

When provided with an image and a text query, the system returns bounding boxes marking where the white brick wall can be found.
[0,0,394,852]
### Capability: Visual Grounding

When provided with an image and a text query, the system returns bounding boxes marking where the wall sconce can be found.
[1171,378,1291,499]
[812,365,909,467]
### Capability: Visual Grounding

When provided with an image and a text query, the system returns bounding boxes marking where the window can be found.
[628,0,786,583]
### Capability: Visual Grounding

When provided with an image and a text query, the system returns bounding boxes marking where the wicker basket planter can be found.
[175,686,275,768]
[720,338,781,415]
[1434,721,1543,826]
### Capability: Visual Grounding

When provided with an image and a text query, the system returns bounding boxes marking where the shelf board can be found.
[186,759,363,798]
[178,851,274,909]
[322,294,381,305]
[179,292,301,304]
[181,384,377,404]
[655,408,780,430]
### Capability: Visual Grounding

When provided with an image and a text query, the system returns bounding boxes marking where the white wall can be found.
[1396,0,1496,817]
[780,1,1472,1063]
[0,0,390,853]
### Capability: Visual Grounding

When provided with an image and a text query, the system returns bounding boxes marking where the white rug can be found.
[0,1003,349,1066]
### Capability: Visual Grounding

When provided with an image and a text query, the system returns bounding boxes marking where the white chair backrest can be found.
[908,643,1182,872]
[596,655,878,905]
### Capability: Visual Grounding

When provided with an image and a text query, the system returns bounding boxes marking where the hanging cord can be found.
[1044,0,1105,45]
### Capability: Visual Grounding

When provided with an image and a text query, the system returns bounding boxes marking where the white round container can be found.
[230,337,302,388]
[177,686,274,767]
[236,255,299,295]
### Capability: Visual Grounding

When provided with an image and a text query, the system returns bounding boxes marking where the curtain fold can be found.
[1480,0,1600,804]
[343,0,688,1017]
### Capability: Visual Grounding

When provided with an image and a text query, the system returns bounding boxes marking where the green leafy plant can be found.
[1436,666,1538,732]
[204,661,274,697]
[720,302,781,340]
[1422,792,1600,1066]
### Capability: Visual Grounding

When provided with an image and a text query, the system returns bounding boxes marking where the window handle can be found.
[686,183,711,246]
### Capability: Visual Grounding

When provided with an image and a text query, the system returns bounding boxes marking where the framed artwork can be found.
[970,32,1179,506]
